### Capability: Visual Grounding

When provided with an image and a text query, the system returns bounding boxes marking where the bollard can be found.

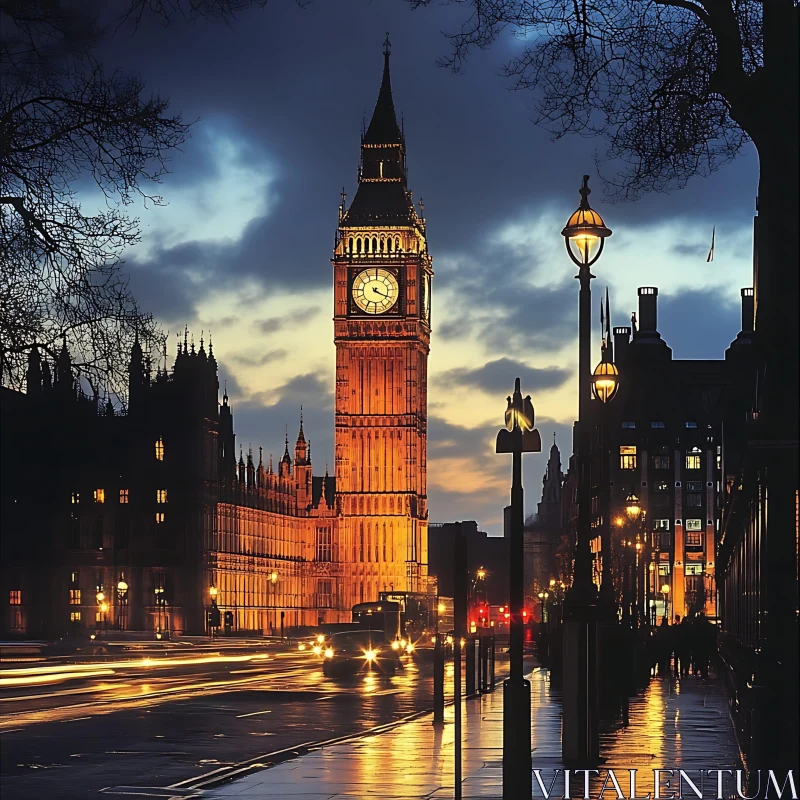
[466,636,476,695]
[490,635,496,690]
[433,634,445,726]
[481,636,489,693]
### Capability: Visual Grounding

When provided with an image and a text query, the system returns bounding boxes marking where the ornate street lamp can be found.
[625,493,642,520]
[496,377,541,797]
[591,360,620,404]
[116,577,128,631]
[561,176,612,268]
[561,175,611,766]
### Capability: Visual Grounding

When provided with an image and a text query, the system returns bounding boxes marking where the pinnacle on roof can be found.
[296,405,306,443]
[363,33,402,145]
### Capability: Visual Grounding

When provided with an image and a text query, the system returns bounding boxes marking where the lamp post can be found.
[661,583,670,626]
[209,584,219,638]
[96,589,108,633]
[154,586,165,637]
[625,494,642,628]
[592,358,619,615]
[116,577,128,631]
[269,571,278,636]
[496,377,541,799]
[537,591,549,624]
[561,175,611,766]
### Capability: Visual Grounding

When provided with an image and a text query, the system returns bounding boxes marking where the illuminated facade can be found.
[331,37,431,609]
[0,43,429,638]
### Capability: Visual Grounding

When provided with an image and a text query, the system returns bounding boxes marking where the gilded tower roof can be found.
[340,35,417,228]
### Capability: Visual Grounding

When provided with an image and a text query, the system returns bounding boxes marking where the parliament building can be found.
[0,43,432,638]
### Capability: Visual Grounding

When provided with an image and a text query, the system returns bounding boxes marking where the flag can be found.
[706,226,715,262]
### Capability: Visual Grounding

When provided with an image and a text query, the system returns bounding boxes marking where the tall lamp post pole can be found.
[496,377,541,799]
[561,175,612,766]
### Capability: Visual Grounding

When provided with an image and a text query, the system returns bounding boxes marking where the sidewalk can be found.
[202,668,742,799]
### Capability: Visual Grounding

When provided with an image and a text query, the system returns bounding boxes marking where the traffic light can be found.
[209,606,221,628]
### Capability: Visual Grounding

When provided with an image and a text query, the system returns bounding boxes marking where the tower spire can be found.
[363,33,401,146]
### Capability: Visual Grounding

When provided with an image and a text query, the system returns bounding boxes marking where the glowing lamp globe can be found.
[591,360,620,404]
[561,176,612,267]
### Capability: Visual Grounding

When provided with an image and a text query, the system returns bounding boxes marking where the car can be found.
[322,629,402,677]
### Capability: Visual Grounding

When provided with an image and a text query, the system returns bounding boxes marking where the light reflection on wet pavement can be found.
[202,667,742,800]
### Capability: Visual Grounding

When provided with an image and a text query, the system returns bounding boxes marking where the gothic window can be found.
[94,488,105,503]
[156,489,167,504]
[653,456,671,470]
[348,237,353,252]
[382,525,387,562]
[685,450,701,470]
[357,238,362,253]
[155,438,165,461]
[359,524,364,561]
[372,237,378,252]
[119,489,129,504]
[155,512,165,524]
[317,579,332,608]
[388,237,393,252]
[69,589,81,605]
[395,237,400,250]
[685,518,703,531]
[380,237,384,252]
[9,590,21,605]
[316,527,332,562]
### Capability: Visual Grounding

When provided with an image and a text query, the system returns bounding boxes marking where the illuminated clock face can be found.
[352,268,399,314]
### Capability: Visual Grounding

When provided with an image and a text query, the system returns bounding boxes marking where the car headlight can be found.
[391,640,400,650]
[312,645,322,656]
[324,648,334,658]
[364,649,377,662]
[430,636,436,644]
[316,634,325,644]
[446,635,453,645]
[298,643,306,651]
[406,643,415,653]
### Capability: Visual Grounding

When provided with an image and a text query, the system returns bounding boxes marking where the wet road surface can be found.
[1,647,498,799]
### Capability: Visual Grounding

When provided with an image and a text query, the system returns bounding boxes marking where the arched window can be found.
[357,238,362,253]
[372,237,378,253]
[359,523,364,561]
[379,238,384,253]
[388,238,393,252]
[348,237,353,253]
[395,237,401,251]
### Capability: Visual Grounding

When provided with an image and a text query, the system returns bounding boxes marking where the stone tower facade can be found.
[331,38,431,609]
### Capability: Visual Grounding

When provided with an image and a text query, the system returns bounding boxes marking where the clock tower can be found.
[332,37,431,610]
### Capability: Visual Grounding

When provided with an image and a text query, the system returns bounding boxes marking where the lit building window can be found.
[69,589,81,605]
[685,518,703,531]
[685,421,698,429]
[621,421,636,429]
[685,452,702,470]
[156,489,167,504]
[155,438,165,461]
[686,531,703,547]
[70,611,81,622]
[650,421,666,429]
[619,445,637,470]
[658,564,670,576]
[71,492,80,504]
[120,489,129,504]
[654,519,670,531]
[685,563,704,575]
[94,489,105,504]
[9,590,21,605]
[156,512,165,524]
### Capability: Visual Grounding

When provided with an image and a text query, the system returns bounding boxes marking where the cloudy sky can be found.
[96,0,757,535]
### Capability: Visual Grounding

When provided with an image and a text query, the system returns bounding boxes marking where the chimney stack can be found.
[638,287,658,332]
[613,326,631,366]
[741,287,754,333]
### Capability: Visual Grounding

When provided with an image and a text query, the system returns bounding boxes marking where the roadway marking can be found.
[236,709,272,718]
